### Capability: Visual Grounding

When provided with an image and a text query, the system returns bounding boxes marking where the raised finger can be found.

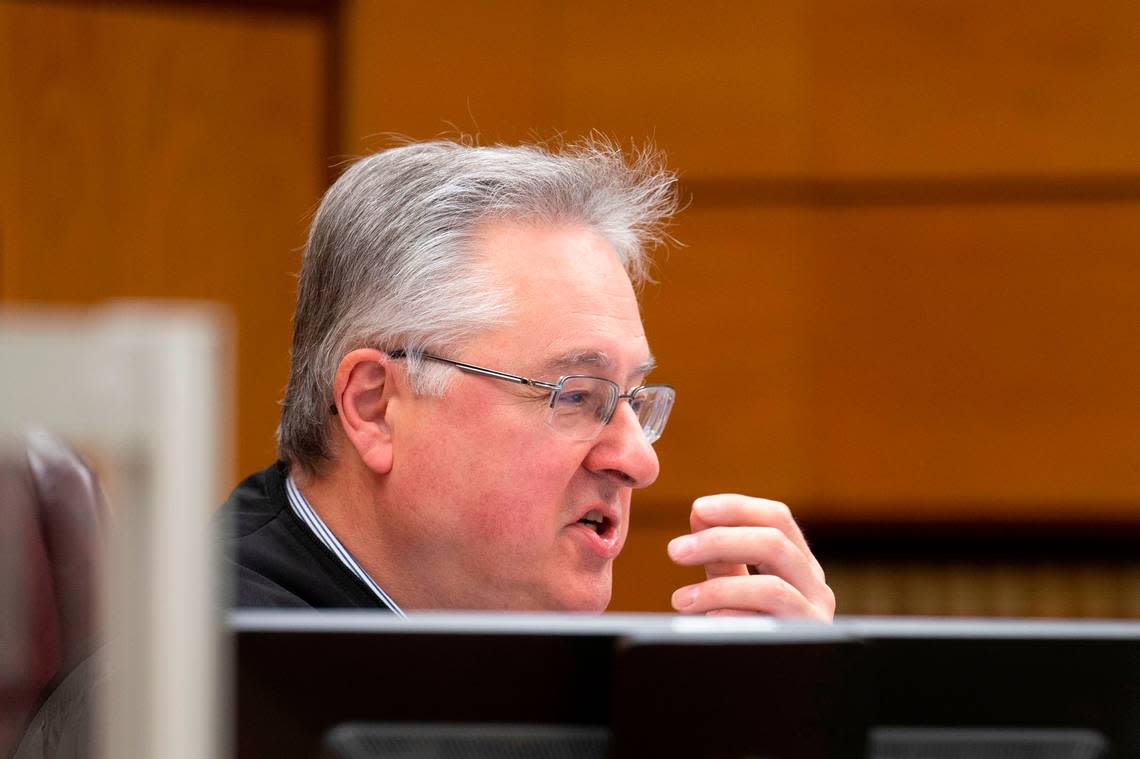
[671,575,830,620]
[691,495,824,582]
[668,526,829,604]
[685,506,746,580]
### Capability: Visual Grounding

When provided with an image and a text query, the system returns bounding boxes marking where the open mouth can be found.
[576,508,614,537]
[570,505,623,558]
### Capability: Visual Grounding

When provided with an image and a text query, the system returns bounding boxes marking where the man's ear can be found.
[332,349,399,475]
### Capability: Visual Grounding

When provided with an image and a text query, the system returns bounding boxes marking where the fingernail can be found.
[667,534,696,560]
[672,585,698,609]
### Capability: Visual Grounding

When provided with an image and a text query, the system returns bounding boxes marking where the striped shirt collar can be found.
[284,474,406,617]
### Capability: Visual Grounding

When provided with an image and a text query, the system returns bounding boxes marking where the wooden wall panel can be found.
[343,0,1140,529]
[639,207,820,505]
[346,0,1140,179]
[554,2,813,179]
[342,1,560,150]
[809,1,1140,178]
[798,203,1140,513]
[641,202,1140,520]
[612,521,701,612]
[1,0,1130,617]
[0,2,328,485]
[344,0,812,175]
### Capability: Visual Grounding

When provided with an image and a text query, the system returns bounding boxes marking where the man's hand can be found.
[666,494,835,620]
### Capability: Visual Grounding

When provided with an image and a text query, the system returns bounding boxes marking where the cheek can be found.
[400,402,582,537]
[463,440,578,541]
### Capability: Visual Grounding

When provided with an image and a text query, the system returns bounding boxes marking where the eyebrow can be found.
[542,350,657,380]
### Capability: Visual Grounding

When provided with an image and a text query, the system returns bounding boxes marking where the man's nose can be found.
[583,401,660,487]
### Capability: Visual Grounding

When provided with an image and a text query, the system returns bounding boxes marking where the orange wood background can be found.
[340,0,1140,607]
[0,1,327,484]
[3,1,1138,612]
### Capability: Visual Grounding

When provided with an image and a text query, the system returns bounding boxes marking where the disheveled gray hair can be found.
[277,136,679,473]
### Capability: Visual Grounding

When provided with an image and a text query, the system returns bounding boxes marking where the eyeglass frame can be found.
[380,349,675,443]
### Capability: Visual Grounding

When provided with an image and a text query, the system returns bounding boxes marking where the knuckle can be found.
[770,499,793,523]
[821,584,837,614]
[778,577,798,603]
[757,527,790,559]
[755,574,791,605]
[771,502,799,537]
[769,578,797,611]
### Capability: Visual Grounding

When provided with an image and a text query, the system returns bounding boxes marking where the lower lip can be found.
[567,522,623,560]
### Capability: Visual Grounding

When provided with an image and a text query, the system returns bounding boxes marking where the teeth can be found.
[577,509,607,534]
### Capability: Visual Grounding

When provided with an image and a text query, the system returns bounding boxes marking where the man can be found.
[218,138,834,619]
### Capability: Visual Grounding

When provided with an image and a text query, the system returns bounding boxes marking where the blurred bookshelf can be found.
[811,522,1140,619]
[825,561,1140,618]
[614,517,1140,618]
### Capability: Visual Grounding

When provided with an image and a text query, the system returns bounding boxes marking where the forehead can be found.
[472,220,650,376]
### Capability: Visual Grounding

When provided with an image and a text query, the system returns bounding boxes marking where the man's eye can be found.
[557,390,592,407]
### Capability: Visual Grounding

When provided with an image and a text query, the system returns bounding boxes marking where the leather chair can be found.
[0,430,107,759]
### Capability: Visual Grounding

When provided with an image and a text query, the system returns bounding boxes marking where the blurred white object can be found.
[0,302,232,759]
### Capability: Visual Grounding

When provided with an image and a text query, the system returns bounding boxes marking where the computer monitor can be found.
[230,611,859,759]
[608,618,864,758]
[850,618,1140,759]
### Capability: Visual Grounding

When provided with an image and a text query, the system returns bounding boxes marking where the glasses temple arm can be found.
[388,350,559,391]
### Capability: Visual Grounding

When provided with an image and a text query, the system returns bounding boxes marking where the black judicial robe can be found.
[214,462,393,610]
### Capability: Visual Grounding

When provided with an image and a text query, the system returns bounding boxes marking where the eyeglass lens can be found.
[546,377,674,443]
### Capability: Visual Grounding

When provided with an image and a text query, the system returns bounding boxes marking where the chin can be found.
[550,596,608,614]
[551,573,612,613]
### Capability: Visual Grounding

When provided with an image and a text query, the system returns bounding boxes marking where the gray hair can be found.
[277,137,679,473]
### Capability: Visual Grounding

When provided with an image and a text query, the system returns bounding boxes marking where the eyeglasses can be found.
[388,350,675,444]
